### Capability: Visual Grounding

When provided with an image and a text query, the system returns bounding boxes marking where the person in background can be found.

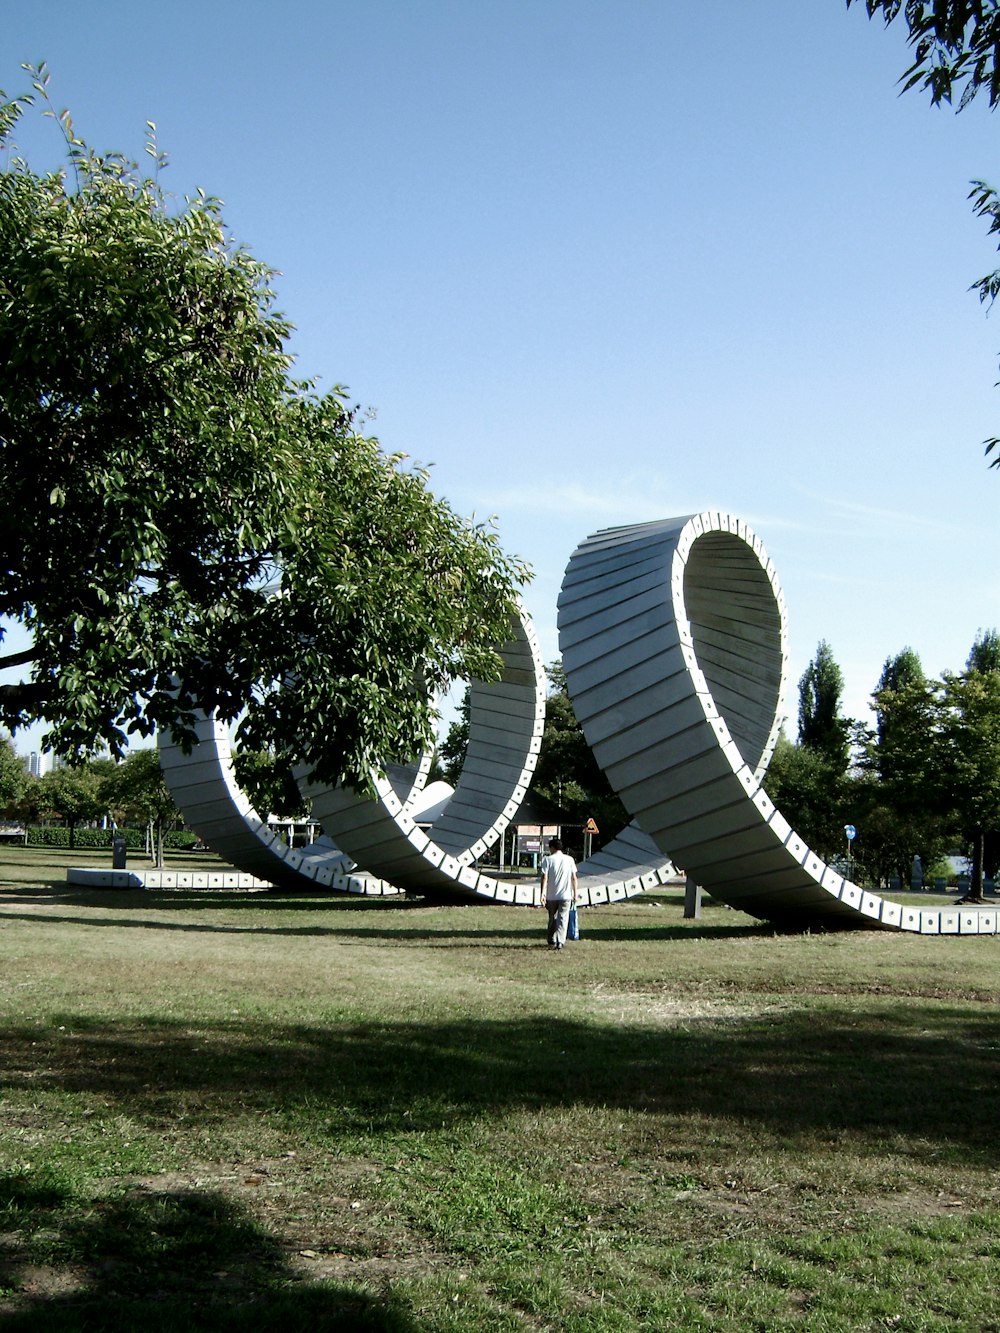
[539,837,578,950]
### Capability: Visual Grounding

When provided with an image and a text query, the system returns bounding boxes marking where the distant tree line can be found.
[0,740,313,867]
[0,744,185,865]
[765,632,1000,902]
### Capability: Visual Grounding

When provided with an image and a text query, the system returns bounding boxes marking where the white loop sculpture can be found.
[559,513,998,935]
[157,715,423,896]
[160,600,679,904]
[295,607,548,902]
[158,512,998,934]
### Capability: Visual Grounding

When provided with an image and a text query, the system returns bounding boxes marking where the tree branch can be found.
[0,679,48,710]
[0,647,38,670]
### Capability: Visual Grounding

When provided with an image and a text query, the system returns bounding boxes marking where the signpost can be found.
[844,823,856,879]
[583,817,599,862]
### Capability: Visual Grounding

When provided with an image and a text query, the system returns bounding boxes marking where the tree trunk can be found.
[155,818,164,869]
[963,828,986,903]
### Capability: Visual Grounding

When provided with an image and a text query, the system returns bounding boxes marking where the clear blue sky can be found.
[4,0,1000,750]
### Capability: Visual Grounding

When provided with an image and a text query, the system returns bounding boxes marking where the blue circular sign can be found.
[844,824,856,841]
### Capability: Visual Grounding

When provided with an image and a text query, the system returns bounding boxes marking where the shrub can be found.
[25,827,200,851]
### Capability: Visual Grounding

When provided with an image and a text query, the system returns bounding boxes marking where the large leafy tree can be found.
[0,67,528,791]
[36,761,110,850]
[763,730,853,862]
[232,747,309,821]
[870,648,932,800]
[436,687,471,787]
[861,634,1000,898]
[763,643,854,864]
[935,666,1000,900]
[966,627,1000,672]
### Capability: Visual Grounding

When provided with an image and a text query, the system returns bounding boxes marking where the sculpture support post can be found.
[683,875,702,920]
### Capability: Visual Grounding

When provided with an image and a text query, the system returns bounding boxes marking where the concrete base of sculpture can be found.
[66,866,274,891]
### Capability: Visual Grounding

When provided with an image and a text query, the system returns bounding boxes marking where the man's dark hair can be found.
[549,837,562,852]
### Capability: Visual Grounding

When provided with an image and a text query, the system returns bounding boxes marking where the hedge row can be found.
[25,826,199,851]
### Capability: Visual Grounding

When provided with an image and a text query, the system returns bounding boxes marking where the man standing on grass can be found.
[539,837,578,950]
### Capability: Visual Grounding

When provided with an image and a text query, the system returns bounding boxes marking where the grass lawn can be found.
[1,847,999,1331]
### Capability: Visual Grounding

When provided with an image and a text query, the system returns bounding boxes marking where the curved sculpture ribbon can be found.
[559,512,998,935]
[160,600,678,904]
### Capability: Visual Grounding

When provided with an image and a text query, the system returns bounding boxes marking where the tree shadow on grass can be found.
[4,1005,1000,1165]
[0,896,764,943]
[0,1174,419,1331]
[0,907,559,942]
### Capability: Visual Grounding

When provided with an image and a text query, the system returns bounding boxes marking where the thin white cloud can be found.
[790,484,964,538]
[460,478,806,531]
[462,478,681,521]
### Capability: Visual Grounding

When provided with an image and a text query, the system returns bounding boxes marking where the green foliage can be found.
[99,748,181,866]
[848,773,949,888]
[856,635,1000,893]
[232,748,308,818]
[763,730,852,860]
[935,665,1000,895]
[23,824,196,850]
[966,627,1000,672]
[796,640,851,774]
[847,1,1000,109]
[847,3,1000,464]
[871,653,935,805]
[0,733,27,812]
[34,763,109,847]
[437,688,471,787]
[0,66,529,791]
[860,648,950,883]
[99,749,176,825]
[874,644,926,698]
[165,830,200,851]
